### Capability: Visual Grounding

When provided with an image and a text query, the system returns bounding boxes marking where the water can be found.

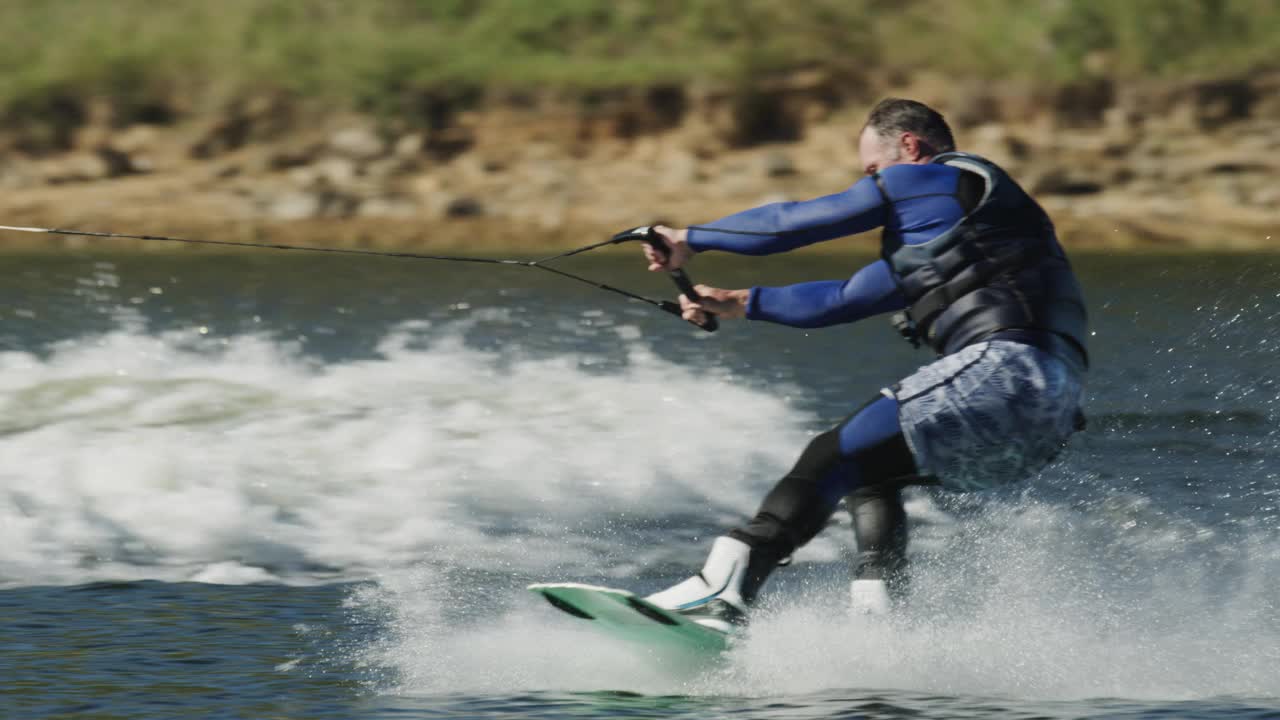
[2,249,1278,718]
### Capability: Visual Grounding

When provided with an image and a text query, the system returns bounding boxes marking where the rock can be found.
[530,193,570,229]
[763,151,796,177]
[393,133,424,159]
[967,124,1032,165]
[314,158,358,187]
[425,127,474,160]
[1051,78,1114,128]
[714,159,765,197]
[189,95,293,159]
[40,147,140,184]
[357,196,418,218]
[1191,78,1256,130]
[1107,165,1136,185]
[130,156,156,174]
[268,191,322,220]
[948,86,1002,128]
[265,187,360,219]
[96,147,137,177]
[444,196,484,218]
[1249,186,1280,208]
[419,185,486,220]
[72,123,113,153]
[524,158,568,192]
[755,192,792,206]
[286,165,318,186]
[410,172,447,198]
[1100,106,1140,148]
[109,125,159,155]
[316,190,361,218]
[269,145,320,170]
[329,126,386,161]
[1211,176,1250,204]
[191,115,252,158]
[364,156,415,180]
[1030,168,1103,196]
[0,156,35,189]
[659,149,701,185]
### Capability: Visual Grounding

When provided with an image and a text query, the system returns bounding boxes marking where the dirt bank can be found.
[1,72,1277,252]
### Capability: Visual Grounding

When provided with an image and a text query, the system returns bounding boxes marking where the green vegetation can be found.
[1,0,1276,130]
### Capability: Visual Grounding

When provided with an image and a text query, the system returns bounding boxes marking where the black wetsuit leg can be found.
[848,483,910,598]
[728,393,926,599]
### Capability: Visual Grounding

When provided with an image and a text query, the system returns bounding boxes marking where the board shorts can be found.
[885,340,1084,492]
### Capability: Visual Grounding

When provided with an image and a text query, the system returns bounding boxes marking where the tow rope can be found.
[0,224,718,331]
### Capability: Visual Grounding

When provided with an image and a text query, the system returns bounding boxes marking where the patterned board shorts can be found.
[885,340,1085,493]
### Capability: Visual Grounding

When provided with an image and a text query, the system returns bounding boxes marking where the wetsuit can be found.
[687,155,1088,597]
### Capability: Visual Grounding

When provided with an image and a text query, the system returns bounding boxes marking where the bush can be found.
[0,0,1274,129]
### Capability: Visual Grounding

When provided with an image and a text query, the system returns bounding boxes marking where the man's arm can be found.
[747,259,904,328]
[677,260,905,329]
[686,177,888,255]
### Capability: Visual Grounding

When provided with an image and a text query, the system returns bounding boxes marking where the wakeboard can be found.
[528,582,729,655]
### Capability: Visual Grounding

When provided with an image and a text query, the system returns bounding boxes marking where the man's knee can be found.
[847,431,918,486]
[731,429,845,551]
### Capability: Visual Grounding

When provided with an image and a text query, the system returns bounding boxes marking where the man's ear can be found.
[900,132,922,161]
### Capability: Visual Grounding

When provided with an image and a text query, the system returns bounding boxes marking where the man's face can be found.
[858,126,902,176]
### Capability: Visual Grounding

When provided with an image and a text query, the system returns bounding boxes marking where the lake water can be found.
[2,248,1278,719]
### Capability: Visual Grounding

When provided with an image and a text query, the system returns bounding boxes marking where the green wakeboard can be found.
[528,582,729,655]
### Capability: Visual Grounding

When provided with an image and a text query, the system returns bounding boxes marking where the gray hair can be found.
[864,98,956,155]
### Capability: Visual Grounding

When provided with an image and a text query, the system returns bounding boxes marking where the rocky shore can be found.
[1,71,1277,252]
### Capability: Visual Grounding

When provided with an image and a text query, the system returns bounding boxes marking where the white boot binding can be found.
[849,578,892,616]
[645,536,755,633]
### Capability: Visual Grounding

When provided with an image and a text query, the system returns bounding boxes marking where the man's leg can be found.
[648,393,919,626]
[847,483,909,613]
[837,395,915,611]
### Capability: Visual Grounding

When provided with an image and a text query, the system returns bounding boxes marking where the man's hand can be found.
[679,285,748,324]
[643,225,694,271]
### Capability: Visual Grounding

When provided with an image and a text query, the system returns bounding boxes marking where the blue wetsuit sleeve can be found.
[747,259,905,328]
[686,177,887,254]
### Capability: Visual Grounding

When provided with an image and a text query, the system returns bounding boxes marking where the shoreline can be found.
[3,223,1276,256]
[3,73,1277,255]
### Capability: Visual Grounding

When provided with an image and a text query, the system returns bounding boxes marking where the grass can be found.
[0,0,1276,134]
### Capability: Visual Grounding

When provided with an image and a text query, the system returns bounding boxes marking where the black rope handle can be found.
[610,226,718,333]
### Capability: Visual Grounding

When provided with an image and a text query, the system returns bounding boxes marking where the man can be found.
[640,98,1088,631]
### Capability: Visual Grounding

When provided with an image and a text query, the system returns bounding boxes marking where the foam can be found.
[358,494,1280,701]
[0,322,806,587]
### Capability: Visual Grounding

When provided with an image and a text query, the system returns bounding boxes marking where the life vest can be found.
[877,152,1089,367]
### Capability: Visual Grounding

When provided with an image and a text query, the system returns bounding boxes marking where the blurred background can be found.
[0,0,1276,251]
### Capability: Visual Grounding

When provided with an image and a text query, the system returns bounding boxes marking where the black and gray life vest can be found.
[878,152,1089,367]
